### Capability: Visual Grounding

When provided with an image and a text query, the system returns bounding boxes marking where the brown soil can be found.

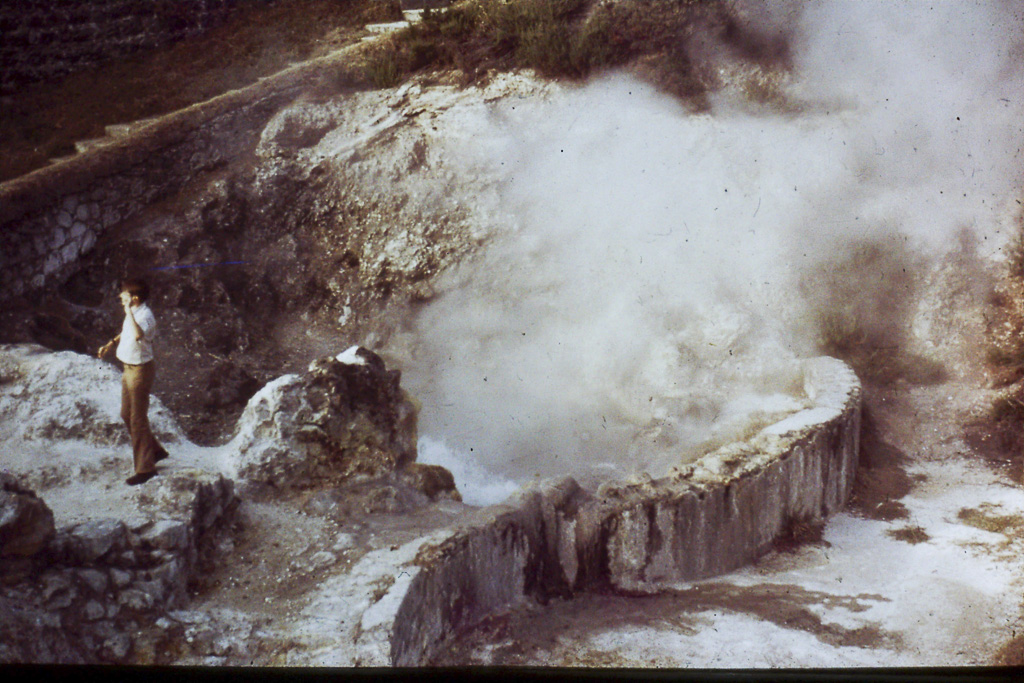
[847,399,915,522]
[431,582,899,666]
[0,0,401,184]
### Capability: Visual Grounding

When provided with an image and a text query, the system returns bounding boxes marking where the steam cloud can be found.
[404,1,1024,497]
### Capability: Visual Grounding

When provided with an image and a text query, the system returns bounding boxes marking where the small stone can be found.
[150,557,184,588]
[41,571,72,600]
[81,231,96,253]
[42,254,60,276]
[83,600,105,621]
[46,587,75,609]
[119,588,154,611]
[68,519,127,563]
[106,603,120,619]
[109,568,132,588]
[70,221,86,239]
[76,568,108,594]
[135,578,166,602]
[57,212,72,229]
[168,610,206,624]
[75,204,89,221]
[142,520,190,550]
[308,551,336,570]
[331,533,354,552]
[155,617,172,630]
[102,633,131,661]
[61,241,78,263]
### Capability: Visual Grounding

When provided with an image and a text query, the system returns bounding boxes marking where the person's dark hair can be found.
[120,277,150,303]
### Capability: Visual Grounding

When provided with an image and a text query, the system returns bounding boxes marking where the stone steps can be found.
[361,9,424,41]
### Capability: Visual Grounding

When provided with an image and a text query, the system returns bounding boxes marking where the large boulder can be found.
[0,472,55,585]
[225,347,438,494]
[0,472,55,559]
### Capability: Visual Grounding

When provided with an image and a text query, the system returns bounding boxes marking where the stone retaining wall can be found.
[0,470,235,663]
[0,39,366,304]
[384,356,861,665]
[0,0,243,95]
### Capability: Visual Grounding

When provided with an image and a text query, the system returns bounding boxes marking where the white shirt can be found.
[116,303,157,365]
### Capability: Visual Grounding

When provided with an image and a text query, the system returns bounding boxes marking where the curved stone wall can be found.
[378,356,860,665]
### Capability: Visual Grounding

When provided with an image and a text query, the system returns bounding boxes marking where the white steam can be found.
[400,1,1024,493]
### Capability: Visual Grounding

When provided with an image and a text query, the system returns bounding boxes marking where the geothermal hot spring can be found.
[396,1,1024,506]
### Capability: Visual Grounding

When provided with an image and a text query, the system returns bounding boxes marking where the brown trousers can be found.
[121,361,166,475]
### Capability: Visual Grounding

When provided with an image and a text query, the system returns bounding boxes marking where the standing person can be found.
[97,277,169,485]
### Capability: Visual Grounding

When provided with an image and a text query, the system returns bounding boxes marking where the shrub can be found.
[885,525,930,544]
[361,0,766,106]
[365,40,403,88]
[806,238,947,386]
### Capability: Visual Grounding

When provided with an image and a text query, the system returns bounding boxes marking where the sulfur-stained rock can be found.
[225,346,428,491]
[0,472,55,559]
[398,462,460,502]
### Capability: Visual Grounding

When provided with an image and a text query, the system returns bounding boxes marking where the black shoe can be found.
[155,449,169,462]
[126,471,158,486]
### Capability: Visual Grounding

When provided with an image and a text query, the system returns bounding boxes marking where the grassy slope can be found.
[365,0,790,103]
[0,0,402,183]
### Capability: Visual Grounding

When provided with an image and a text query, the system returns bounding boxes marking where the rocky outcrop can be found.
[0,343,182,451]
[225,346,455,501]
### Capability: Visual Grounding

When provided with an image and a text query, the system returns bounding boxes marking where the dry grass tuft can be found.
[885,525,930,544]
[957,506,1024,535]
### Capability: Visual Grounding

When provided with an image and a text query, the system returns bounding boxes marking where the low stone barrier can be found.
[0,470,235,663]
[382,356,861,665]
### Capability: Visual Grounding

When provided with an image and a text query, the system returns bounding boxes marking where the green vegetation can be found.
[363,0,788,103]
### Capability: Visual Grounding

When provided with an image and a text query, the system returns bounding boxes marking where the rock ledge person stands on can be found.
[97,277,169,485]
